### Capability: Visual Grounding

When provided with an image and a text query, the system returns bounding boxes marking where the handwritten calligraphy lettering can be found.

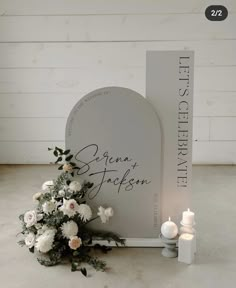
[74,144,151,199]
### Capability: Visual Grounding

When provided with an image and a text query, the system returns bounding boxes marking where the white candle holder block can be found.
[178,233,195,264]
[180,221,196,254]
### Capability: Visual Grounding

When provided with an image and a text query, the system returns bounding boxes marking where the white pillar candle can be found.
[161,217,178,239]
[181,208,195,226]
[178,233,195,264]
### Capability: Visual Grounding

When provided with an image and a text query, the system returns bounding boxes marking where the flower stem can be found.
[85,216,99,225]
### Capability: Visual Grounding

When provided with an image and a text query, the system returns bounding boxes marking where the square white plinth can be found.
[178,233,195,264]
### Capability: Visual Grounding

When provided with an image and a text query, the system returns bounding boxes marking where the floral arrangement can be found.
[18,147,124,276]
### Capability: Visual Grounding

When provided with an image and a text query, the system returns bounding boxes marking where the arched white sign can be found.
[66,87,162,246]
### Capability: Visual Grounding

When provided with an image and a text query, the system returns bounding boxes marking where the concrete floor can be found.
[0,165,236,288]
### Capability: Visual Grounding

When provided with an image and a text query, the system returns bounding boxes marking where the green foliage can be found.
[65,155,73,161]
[71,260,79,272]
[49,147,80,172]
[71,262,87,277]
[18,240,25,247]
[29,247,34,253]
[55,156,63,163]
[52,172,70,196]
[87,229,125,246]
[70,250,106,275]
[39,192,52,204]
[93,244,112,254]
[18,214,27,233]
[80,267,87,276]
[87,257,106,272]
[43,211,66,228]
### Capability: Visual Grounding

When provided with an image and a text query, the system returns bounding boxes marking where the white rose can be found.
[24,210,38,228]
[25,233,36,248]
[63,163,73,173]
[69,181,82,192]
[68,236,82,250]
[42,180,54,191]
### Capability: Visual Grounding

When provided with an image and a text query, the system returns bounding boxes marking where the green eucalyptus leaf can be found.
[17,240,25,247]
[29,247,35,253]
[80,268,87,277]
[55,147,63,154]
[71,261,78,272]
[65,155,73,161]
[55,156,63,163]
[66,180,71,186]
[87,183,94,189]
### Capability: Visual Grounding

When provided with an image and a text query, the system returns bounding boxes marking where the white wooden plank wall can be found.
[0,0,235,164]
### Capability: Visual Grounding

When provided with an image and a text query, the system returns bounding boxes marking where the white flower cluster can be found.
[22,178,114,256]
[18,148,124,274]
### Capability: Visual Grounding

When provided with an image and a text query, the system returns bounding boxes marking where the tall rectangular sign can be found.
[146,51,194,225]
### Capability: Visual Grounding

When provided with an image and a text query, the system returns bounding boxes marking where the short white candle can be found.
[161,217,178,239]
[182,208,195,226]
[178,233,195,264]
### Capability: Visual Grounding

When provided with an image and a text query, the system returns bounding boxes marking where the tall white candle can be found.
[182,208,195,226]
[178,233,195,264]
